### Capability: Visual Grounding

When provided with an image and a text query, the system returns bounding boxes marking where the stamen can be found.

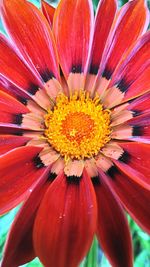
[44,91,111,162]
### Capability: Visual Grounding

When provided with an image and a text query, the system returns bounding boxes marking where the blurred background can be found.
[0,0,150,266]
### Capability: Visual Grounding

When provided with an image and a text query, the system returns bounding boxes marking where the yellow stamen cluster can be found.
[44,91,111,162]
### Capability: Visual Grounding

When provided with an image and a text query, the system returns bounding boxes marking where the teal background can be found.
[0,0,150,266]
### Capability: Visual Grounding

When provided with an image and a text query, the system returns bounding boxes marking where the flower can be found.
[0,0,150,266]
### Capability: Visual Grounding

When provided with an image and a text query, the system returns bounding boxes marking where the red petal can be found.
[41,0,55,27]
[33,171,97,267]
[0,126,24,135]
[0,90,29,128]
[112,115,150,143]
[0,90,29,114]
[103,0,149,79]
[0,135,31,156]
[0,146,47,214]
[53,0,94,92]
[1,176,49,267]
[118,142,150,184]
[88,0,116,76]
[127,92,150,115]
[101,164,150,234]
[110,32,150,102]
[128,113,150,141]
[0,36,51,110]
[123,67,150,102]
[0,35,43,95]
[95,176,133,267]
[1,0,60,82]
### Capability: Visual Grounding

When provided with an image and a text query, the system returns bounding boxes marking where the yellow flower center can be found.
[44,91,111,162]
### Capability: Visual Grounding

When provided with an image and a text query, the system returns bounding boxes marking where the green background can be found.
[0,0,150,266]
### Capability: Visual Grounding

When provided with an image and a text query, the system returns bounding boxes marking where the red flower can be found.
[0,0,150,266]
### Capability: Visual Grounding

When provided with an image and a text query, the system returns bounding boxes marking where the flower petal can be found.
[100,164,150,234]
[0,90,45,130]
[111,31,150,84]
[1,175,49,267]
[107,31,150,105]
[0,90,28,126]
[0,146,47,214]
[123,67,150,102]
[0,135,31,156]
[0,35,50,110]
[53,0,94,93]
[1,0,60,83]
[118,142,150,181]
[103,0,149,80]
[111,114,150,143]
[64,159,84,177]
[86,0,117,95]
[41,0,55,27]
[33,170,97,267]
[127,92,150,115]
[110,92,150,127]
[95,176,133,267]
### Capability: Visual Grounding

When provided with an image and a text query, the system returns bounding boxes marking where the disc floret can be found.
[45,91,111,162]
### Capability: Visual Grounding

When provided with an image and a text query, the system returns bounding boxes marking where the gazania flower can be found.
[0,0,150,266]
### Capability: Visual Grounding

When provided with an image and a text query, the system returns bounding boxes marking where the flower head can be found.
[0,0,150,266]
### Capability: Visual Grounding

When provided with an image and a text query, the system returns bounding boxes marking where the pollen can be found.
[44,91,111,162]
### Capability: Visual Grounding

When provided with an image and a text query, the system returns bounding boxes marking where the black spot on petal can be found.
[60,67,64,77]
[15,131,23,136]
[119,151,130,164]
[28,84,39,95]
[13,114,23,125]
[66,175,81,184]
[132,126,143,136]
[48,172,57,181]
[17,96,28,105]
[132,110,142,117]
[102,67,112,80]
[89,64,99,75]
[92,176,100,186]
[71,64,82,73]
[106,165,119,179]
[33,155,45,169]
[41,70,55,83]
[117,78,129,93]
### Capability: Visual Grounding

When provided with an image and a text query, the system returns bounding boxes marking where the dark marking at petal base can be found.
[132,110,142,117]
[102,67,112,80]
[89,64,99,75]
[92,176,100,186]
[60,67,64,77]
[13,114,23,125]
[117,78,129,93]
[66,175,81,184]
[106,165,119,179]
[71,64,82,73]
[132,126,143,136]
[15,131,23,136]
[33,155,45,168]
[17,96,28,105]
[41,70,55,83]
[48,172,57,181]
[28,84,39,95]
[119,151,130,164]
